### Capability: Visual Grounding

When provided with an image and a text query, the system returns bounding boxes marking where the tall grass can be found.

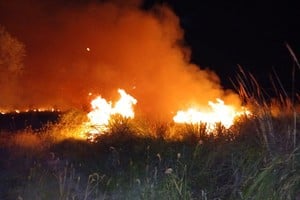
[231,45,300,199]
[1,106,299,199]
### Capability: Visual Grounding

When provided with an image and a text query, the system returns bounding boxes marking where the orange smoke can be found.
[0,0,241,121]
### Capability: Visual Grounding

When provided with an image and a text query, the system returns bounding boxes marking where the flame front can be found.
[173,98,250,131]
[85,89,137,137]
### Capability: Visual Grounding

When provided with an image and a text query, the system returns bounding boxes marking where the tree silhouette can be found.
[0,25,25,75]
[0,25,26,109]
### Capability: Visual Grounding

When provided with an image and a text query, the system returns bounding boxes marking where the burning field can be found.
[0,0,299,199]
[0,0,253,139]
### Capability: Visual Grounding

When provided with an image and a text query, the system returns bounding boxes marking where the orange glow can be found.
[173,98,250,131]
[85,89,137,137]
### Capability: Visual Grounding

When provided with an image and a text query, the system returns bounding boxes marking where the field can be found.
[0,96,299,200]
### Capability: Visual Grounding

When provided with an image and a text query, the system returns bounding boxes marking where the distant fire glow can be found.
[0,108,60,114]
[85,89,137,137]
[173,98,250,131]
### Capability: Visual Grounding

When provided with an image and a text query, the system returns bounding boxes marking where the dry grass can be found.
[12,130,42,149]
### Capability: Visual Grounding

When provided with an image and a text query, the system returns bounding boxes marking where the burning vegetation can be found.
[82,88,251,141]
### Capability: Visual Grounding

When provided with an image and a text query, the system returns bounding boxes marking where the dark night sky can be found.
[145,0,300,93]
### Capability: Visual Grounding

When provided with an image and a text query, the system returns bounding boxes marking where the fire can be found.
[85,89,137,137]
[173,98,250,131]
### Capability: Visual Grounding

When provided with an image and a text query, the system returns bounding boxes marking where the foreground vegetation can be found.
[0,97,299,200]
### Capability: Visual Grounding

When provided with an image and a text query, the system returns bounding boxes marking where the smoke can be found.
[0,0,241,119]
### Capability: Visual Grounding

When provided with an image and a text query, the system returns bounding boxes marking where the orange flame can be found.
[85,89,137,137]
[173,98,250,131]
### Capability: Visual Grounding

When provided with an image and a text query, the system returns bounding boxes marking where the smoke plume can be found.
[0,0,241,120]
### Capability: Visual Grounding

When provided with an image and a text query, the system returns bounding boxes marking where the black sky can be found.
[145,0,300,93]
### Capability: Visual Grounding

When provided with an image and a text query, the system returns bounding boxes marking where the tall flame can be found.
[173,98,250,131]
[86,89,137,136]
[112,89,137,118]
